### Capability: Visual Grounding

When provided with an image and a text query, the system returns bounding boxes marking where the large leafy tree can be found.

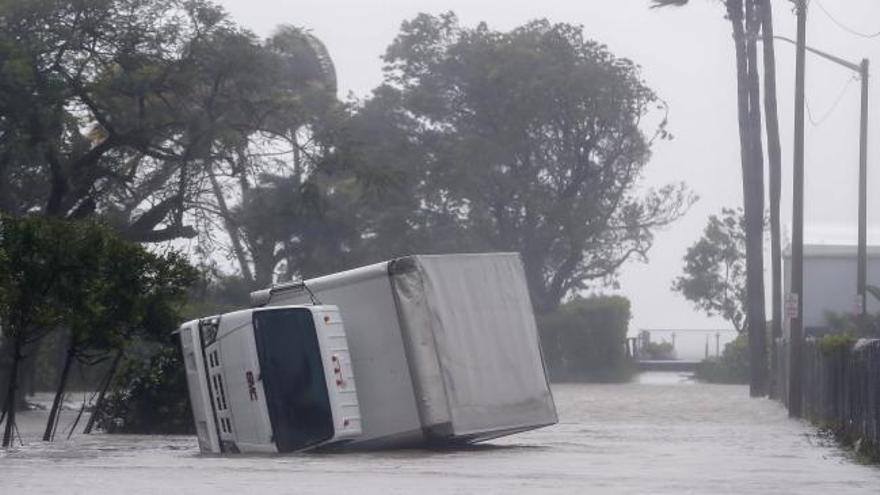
[673,208,747,333]
[0,0,325,242]
[365,13,692,313]
[203,24,343,288]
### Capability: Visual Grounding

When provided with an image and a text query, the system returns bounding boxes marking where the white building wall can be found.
[783,245,880,336]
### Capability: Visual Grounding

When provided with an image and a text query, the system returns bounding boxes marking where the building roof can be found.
[782,244,880,258]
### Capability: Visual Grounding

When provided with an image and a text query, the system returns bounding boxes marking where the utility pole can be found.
[767,40,870,321]
[771,13,870,414]
[789,0,807,419]
[858,59,869,318]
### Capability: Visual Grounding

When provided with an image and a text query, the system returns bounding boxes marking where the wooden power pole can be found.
[789,0,807,419]
[858,58,869,318]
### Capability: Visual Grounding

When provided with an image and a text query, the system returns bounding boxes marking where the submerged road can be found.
[2,372,880,494]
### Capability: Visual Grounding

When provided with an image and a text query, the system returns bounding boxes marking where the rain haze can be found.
[5,0,880,493]
[215,0,880,357]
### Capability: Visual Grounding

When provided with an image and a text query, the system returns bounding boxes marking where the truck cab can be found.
[178,305,362,454]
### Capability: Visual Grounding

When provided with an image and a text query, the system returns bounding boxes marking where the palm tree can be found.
[652,0,777,396]
[759,0,784,399]
[209,26,340,288]
[267,25,337,96]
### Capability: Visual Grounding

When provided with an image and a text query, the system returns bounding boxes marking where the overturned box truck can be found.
[178,253,557,453]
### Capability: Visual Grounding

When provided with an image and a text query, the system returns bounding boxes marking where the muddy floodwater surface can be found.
[2,372,880,494]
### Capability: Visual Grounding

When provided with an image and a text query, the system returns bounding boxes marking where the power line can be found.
[805,75,858,126]
[814,0,880,39]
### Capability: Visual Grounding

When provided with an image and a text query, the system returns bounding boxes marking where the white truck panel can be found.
[313,307,363,437]
[393,254,557,436]
[179,322,220,453]
[252,252,557,446]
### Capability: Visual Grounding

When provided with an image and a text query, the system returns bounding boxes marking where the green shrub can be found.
[98,345,193,435]
[695,334,749,384]
[817,332,856,356]
[96,274,248,435]
[824,310,880,338]
[538,295,634,382]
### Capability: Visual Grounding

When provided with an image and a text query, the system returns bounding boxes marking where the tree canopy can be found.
[0,214,196,445]
[0,6,703,436]
[673,208,747,333]
[0,0,334,243]
[345,13,693,312]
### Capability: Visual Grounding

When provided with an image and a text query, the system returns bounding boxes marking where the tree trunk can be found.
[208,168,254,285]
[745,0,768,396]
[83,350,124,435]
[0,337,26,413]
[728,0,768,396]
[1,339,22,447]
[42,346,74,442]
[760,0,784,398]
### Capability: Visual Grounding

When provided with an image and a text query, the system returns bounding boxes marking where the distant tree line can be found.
[0,0,692,437]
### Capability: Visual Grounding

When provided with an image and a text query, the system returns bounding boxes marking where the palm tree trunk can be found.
[760,0,783,398]
[208,168,254,285]
[728,0,768,396]
[746,0,769,397]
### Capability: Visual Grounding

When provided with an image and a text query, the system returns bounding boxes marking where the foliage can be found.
[673,208,747,333]
[92,271,259,435]
[538,295,635,382]
[64,236,196,363]
[335,13,693,313]
[0,0,333,244]
[0,215,196,442]
[823,310,880,340]
[0,215,102,343]
[817,333,857,356]
[695,334,750,384]
[98,346,193,435]
[204,24,343,288]
[0,215,106,444]
[182,272,253,320]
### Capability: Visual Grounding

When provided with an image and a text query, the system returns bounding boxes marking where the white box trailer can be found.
[180,252,557,453]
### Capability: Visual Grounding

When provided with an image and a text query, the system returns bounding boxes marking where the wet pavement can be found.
[2,372,879,494]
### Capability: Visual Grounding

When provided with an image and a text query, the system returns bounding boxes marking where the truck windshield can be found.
[253,308,333,452]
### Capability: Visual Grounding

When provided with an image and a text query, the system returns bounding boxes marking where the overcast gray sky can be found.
[215,0,880,341]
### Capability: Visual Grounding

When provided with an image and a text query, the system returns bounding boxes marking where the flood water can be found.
[3,372,880,494]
